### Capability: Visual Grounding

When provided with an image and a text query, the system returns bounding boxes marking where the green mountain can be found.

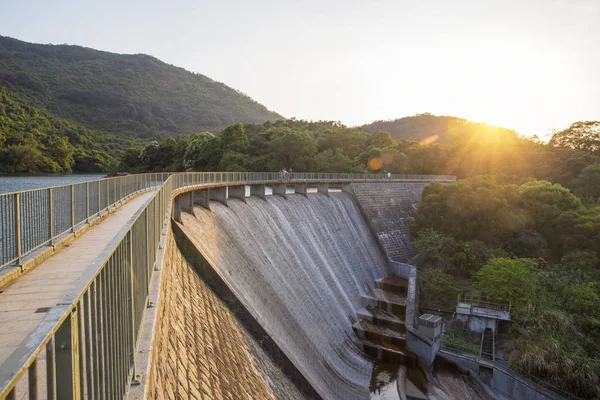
[359,113,519,144]
[0,35,282,173]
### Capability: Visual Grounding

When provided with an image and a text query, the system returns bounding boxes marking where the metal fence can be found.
[0,174,171,270]
[0,172,453,271]
[0,171,454,399]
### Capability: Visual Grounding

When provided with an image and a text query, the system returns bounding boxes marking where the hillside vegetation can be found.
[0,35,281,173]
[360,113,521,144]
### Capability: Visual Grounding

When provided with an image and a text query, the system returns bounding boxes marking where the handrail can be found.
[0,173,172,270]
[0,172,454,270]
[441,341,585,400]
[0,171,454,399]
[458,293,511,313]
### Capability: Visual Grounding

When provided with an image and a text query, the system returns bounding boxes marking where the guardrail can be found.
[0,173,171,270]
[494,359,585,400]
[0,172,454,271]
[458,294,511,314]
[0,171,453,399]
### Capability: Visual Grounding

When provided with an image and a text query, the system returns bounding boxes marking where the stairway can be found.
[353,275,418,367]
[480,328,494,361]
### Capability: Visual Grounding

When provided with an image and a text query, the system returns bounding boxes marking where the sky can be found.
[0,0,599,139]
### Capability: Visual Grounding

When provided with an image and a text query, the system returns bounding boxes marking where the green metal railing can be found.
[0,174,171,270]
[0,171,454,399]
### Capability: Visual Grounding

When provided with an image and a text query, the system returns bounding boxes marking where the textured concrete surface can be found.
[350,183,429,262]
[146,234,306,400]
[0,191,155,367]
[179,193,392,400]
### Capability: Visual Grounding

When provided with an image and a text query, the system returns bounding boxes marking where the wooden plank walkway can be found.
[0,191,155,367]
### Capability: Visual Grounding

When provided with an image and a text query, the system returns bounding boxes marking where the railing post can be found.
[29,358,38,400]
[15,193,21,265]
[70,184,75,233]
[49,188,54,246]
[86,182,90,224]
[46,337,56,400]
[55,310,81,399]
[128,230,137,379]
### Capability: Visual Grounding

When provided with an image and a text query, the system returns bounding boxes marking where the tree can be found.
[138,141,160,171]
[572,164,600,201]
[519,180,581,226]
[220,123,248,153]
[413,176,527,245]
[119,146,144,171]
[267,130,317,171]
[218,151,249,171]
[474,257,537,310]
[183,132,216,171]
[368,130,394,148]
[3,144,47,173]
[549,121,600,154]
[46,136,74,172]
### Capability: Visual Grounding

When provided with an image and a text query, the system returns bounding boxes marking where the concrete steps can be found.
[354,273,417,370]
[481,328,494,360]
[376,275,408,296]
[357,306,406,333]
[353,336,417,366]
[362,287,407,316]
[352,319,406,349]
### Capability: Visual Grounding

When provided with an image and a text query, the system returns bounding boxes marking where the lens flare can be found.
[419,135,439,146]
[367,157,383,171]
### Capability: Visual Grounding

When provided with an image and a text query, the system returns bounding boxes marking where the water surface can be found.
[0,175,106,194]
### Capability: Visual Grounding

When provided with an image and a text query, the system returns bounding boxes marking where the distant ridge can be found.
[0,35,282,139]
[359,113,519,144]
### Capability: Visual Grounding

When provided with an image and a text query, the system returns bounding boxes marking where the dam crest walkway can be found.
[0,172,454,399]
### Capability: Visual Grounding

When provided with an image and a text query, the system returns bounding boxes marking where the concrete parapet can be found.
[317,183,329,196]
[272,183,287,198]
[228,185,246,202]
[250,184,266,200]
[172,195,182,222]
[210,186,227,206]
[180,191,195,217]
[294,183,308,197]
[193,189,210,210]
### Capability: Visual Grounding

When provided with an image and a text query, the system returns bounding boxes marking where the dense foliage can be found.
[0,35,281,173]
[0,88,123,173]
[413,176,600,398]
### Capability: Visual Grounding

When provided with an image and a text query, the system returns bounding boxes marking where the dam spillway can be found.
[178,192,394,399]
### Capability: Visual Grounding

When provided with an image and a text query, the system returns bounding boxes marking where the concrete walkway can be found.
[0,191,155,366]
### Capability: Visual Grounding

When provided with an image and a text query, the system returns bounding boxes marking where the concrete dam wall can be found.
[178,192,394,400]
[351,182,429,263]
[146,233,307,400]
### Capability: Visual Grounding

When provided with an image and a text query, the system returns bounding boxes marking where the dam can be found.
[2,172,556,400]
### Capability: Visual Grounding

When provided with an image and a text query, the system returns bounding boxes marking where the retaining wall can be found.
[350,182,430,262]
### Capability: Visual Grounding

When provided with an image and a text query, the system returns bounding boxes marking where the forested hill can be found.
[0,35,281,139]
[359,113,519,144]
[0,35,282,173]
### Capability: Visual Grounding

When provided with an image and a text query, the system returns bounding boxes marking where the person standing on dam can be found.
[281,168,287,181]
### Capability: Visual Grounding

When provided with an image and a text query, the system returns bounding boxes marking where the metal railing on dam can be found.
[0,172,453,399]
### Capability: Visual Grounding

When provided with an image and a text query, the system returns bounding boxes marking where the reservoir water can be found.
[0,174,106,194]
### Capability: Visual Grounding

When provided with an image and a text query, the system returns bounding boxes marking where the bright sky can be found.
[1,0,598,139]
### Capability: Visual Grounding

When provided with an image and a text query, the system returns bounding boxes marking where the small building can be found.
[455,294,510,333]
[418,313,442,341]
